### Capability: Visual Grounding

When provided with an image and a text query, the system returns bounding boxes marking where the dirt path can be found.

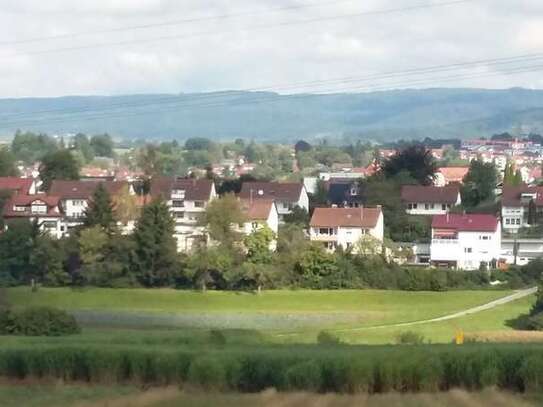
[333,286,537,333]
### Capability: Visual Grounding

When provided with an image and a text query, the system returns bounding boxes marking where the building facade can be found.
[401,185,461,215]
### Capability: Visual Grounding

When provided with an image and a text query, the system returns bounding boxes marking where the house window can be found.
[505,218,510,225]
[172,200,184,208]
[350,188,357,196]
[13,205,25,212]
[516,218,521,225]
[442,204,447,210]
[464,248,472,253]
[194,201,205,208]
[31,205,47,214]
[172,189,185,198]
[175,212,184,219]
[479,236,490,240]
[346,242,353,249]
[72,200,85,206]
[252,222,259,230]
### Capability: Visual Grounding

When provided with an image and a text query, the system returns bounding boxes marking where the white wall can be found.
[63,199,88,219]
[502,206,524,230]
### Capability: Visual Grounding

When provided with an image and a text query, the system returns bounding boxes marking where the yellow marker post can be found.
[455,329,464,345]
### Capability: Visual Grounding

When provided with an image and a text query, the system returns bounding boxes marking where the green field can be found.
[0,384,537,407]
[4,287,537,344]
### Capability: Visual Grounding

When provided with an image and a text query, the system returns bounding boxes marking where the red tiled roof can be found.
[437,167,469,183]
[0,177,33,195]
[310,207,381,228]
[3,194,62,218]
[401,185,460,204]
[150,177,214,201]
[240,199,275,221]
[239,182,303,202]
[432,214,498,232]
[49,180,127,200]
[502,186,543,207]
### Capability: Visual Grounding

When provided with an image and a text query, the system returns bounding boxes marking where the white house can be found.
[401,185,461,215]
[430,213,501,270]
[2,194,64,238]
[239,182,309,221]
[309,207,384,252]
[501,186,543,233]
[49,180,130,234]
[150,176,217,252]
[240,199,279,251]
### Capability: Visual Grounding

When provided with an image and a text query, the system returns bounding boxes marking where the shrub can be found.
[285,360,322,391]
[317,330,341,345]
[209,329,227,346]
[187,356,227,390]
[0,307,80,336]
[395,331,425,345]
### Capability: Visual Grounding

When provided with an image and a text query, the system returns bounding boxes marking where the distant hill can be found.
[1,88,543,142]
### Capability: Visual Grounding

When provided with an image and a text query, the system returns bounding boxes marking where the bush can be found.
[285,360,322,391]
[0,307,80,336]
[209,329,227,346]
[187,356,227,390]
[395,331,425,345]
[317,330,341,345]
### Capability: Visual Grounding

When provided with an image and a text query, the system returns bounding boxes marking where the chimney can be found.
[250,189,253,205]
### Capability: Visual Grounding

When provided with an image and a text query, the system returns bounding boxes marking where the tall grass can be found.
[0,343,542,393]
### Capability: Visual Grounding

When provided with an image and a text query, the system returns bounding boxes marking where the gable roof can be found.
[502,185,543,207]
[432,214,498,232]
[150,177,214,201]
[327,181,366,206]
[401,185,460,204]
[49,180,127,200]
[310,207,381,228]
[3,194,62,218]
[239,182,304,202]
[0,177,33,195]
[437,167,469,183]
[240,199,275,221]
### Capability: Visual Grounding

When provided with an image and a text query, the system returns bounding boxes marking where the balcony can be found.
[311,234,338,242]
[432,239,459,245]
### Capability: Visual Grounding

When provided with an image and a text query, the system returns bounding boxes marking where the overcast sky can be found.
[1,0,543,98]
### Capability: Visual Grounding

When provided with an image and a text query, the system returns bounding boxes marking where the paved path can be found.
[333,286,538,333]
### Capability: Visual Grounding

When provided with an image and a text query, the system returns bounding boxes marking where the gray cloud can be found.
[0,0,542,97]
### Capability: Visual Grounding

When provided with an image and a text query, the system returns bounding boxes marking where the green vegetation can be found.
[0,306,79,336]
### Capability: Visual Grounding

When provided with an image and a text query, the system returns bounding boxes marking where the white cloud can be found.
[0,0,542,97]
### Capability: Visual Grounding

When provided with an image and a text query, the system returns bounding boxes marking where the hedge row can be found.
[1,344,543,393]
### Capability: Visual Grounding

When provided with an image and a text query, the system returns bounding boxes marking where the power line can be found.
[2,50,543,121]
[0,0,475,59]
[1,59,542,129]
[0,0,357,46]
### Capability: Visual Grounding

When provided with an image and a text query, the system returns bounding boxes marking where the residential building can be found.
[309,207,384,252]
[430,214,501,270]
[501,186,543,233]
[0,177,37,195]
[434,166,469,187]
[239,182,309,221]
[49,180,130,233]
[239,199,279,236]
[401,185,461,215]
[327,180,365,208]
[501,237,543,266]
[2,194,64,238]
[150,177,217,252]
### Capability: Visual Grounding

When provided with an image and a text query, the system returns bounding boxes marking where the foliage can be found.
[39,150,80,191]
[395,331,426,345]
[294,140,312,154]
[203,194,246,249]
[0,306,79,336]
[113,184,139,225]
[83,183,116,231]
[0,148,17,177]
[0,219,39,286]
[90,134,114,157]
[503,162,522,186]
[72,133,95,163]
[317,330,342,345]
[185,247,234,291]
[11,131,59,164]
[462,159,498,208]
[283,205,309,226]
[30,235,70,286]
[131,199,179,287]
[244,226,275,265]
[381,144,437,185]
[295,244,338,288]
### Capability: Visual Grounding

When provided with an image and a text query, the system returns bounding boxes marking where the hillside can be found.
[1,88,543,141]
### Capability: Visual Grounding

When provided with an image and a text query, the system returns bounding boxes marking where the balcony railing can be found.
[432,239,459,244]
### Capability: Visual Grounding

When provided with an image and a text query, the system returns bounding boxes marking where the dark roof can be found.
[310,207,382,228]
[49,180,127,200]
[3,194,62,218]
[502,186,543,207]
[432,214,499,232]
[401,185,460,204]
[327,181,366,206]
[0,177,33,195]
[239,182,304,202]
[150,177,214,201]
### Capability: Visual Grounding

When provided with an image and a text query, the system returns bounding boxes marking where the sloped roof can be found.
[49,180,127,200]
[240,199,275,221]
[239,182,303,202]
[327,182,366,206]
[432,214,498,232]
[0,177,33,194]
[310,207,381,228]
[3,194,62,218]
[502,186,543,207]
[401,185,460,204]
[150,177,214,201]
[437,167,469,183]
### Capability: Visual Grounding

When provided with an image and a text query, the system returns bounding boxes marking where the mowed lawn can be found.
[6,287,514,327]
